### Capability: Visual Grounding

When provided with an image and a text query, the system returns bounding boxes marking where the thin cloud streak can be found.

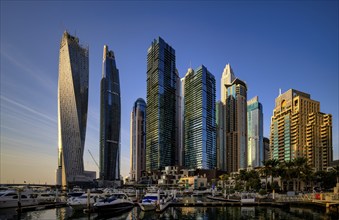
[1,95,57,123]
[1,48,57,95]
[2,105,56,132]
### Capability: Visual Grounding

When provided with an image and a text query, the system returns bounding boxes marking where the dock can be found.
[156,200,172,212]
[10,194,339,216]
[17,202,67,212]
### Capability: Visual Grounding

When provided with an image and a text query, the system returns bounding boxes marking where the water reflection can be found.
[0,204,336,219]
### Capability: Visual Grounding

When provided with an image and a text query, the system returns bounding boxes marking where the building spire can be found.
[222,63,235,85]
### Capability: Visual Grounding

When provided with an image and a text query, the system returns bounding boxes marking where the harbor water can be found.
[0,195,337,220]
[0,206,336,220]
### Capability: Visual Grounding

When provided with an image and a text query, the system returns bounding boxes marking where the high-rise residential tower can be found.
[216,101,222,170]
[247,96,264,168]
[263,137,270,162]
[178,77,185,166]
[100,45,121,180]
[220,64,247,172]
[218,64,235,171]
[146,37,179,171]
[270,89,332,171]
[130,98,146,183]
[184,66,216,169]
[56,31,89,187]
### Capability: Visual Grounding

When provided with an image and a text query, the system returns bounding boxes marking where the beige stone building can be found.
[270,89,332,171]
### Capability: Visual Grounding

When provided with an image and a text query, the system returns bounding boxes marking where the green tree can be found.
[293,157,309,191]
[246,170,261,191]
[280,160,295,191]
[235,170,248,191]
[261,160,270,191]
[314,170,336,190]
[270,159,280,188]
[219,174,229,194]
[262,159,280,191]
[333,165,339,184]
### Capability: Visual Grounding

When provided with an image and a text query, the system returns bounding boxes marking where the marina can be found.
[0,199,337,220]
[1,186,339,219]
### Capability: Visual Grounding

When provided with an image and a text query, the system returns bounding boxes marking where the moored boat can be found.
[67,193,102,210]
[240,193,256,204]
[93,193,134,213]
[36,192,56,204]
[0,189,38,209]
[206,195,240,202]
[139,193,158,211]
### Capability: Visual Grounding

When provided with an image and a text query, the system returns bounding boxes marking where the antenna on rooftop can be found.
[279,88,282,96]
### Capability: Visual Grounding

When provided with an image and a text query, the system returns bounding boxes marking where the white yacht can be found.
[139,193,158,211]
[240,193,256,204]
[93,193,134,213]
[0,189,38,209]
[36,192,56,204]
[67,193,102,210]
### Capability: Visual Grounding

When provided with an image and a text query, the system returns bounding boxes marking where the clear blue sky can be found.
[1,1,338,184]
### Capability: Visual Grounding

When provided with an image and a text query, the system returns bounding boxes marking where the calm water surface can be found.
[0,205,337,220]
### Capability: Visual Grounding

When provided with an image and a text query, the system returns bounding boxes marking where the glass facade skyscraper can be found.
[56,31,89,187]
[218,64,235,171]
[100,45,121,180]
[146,37,179,171]
[130,98,146,183]
[216,101,223,170]
[220,64,247,172]
[184,66,216,169]
[247,96,264,168]
[177,77,185,166]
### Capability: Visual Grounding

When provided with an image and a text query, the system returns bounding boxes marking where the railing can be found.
[276,193,339,203]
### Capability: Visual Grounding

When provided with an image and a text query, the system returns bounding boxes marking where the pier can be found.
[16,202,67,213]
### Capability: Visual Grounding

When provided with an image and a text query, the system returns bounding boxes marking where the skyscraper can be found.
[184,66,216,169]
[270,89,332,171]
[146,37,179,171]
[247,96,263,168]
[218,64,235,171]
[177,77,185,166]
[220,64,247,172]
[56,31,89,187]
[100,45,121,180]
[216,101,222,170]
[263,137,270,162]
[130,98,146,183]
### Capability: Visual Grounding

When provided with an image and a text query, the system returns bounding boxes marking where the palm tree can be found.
[293,157,308,191]
[261,159,280,191]
[262,160,270,191]
[333,165,339,185]
[302,164,315,192]
[246,170,261,191]
[280,160,295,191]
[236,169,248,191]
[270,159,280,188]
[219,174,229,195]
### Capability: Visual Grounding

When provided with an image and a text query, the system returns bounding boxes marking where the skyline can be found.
[1,1,338,184]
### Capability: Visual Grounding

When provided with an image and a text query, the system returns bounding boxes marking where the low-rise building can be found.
[178,176,208,190]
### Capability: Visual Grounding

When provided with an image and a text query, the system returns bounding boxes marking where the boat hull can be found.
[94,201,134,213]
[0,199,38,209]
[139,203,156,211]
